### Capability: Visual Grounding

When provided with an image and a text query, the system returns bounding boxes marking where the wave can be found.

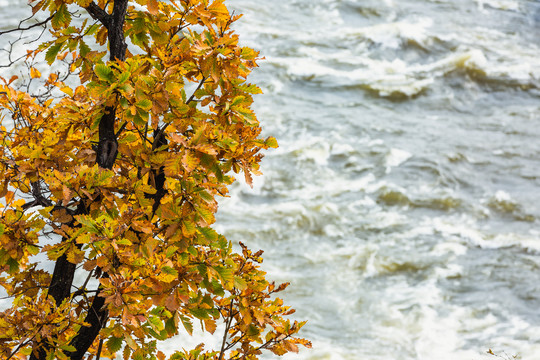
[268,44,539,99]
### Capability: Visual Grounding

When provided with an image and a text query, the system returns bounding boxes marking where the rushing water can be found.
[2,0,540,359]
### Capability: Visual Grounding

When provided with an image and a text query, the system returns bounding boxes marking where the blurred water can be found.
[2,0,540,359]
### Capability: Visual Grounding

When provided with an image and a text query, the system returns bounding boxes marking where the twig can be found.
[0,15,53,36]
[186,76,207,105]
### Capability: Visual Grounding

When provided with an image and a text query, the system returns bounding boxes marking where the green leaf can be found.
[148,316,165,331]
[234,276,247,291]
[179,315,193,335]
[27,245,40,256]
[165,317,177,335]
[210,278,225,297]
[132,113,147,127]
[106,336,123,353]
[165,246,179,258]
[231,96,245,106]
[67,39,78,51]
[182,221,196,236]
[46,350,55,360]
[86,23,100,35]
[6,258,19,274]
[51,4,71,30]
[196,207,214,225]
[204,31,214,45]
[136,99,152,111]
[214,266,233,285]
[197,189,214,203]
[94,64,113,82]
[121,133,138,144]
[212,164,224,182]
[118,71,130,84]
[45,42,63,65]
[219,235,229,250]
[161,266,178,277]
[148,327,169,341]
[79,40,91,57]
[189,307,210,320]
[116,238,132,246]
[242,83,263,94]
[198,227,217,242]
[265,136,278,148]
[187,246,198,257]
[236,108,257,125]
[60,345,76,352]
[246,323,260,336]
[134,350,144,360]
[64,26,77,35]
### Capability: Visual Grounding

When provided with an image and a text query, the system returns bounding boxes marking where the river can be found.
[2,0,540,359]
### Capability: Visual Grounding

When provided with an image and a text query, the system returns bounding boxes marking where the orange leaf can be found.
[283,340,299,353]
[148,0,159,15]
[62,184,72,204]
[204,319,217,334]
[5,191,14,204]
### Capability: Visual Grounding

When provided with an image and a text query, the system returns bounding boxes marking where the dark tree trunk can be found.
[30,2,129,359]
[67,293,108,360]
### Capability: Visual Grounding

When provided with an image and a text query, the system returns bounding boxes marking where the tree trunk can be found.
[30,1,129,359]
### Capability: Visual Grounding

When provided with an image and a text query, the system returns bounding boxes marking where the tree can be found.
[0,1,310,359]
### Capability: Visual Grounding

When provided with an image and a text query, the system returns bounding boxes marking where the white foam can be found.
[351,18,434,49]
[385,148,412,168]
[428,216,540,251]
[494,190,512,202]
[276,44,539,98]
[432,242,468,257]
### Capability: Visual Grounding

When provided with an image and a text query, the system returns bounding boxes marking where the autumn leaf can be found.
[30,68,41,79]
[147,0,159,15]
[0,1,308,359]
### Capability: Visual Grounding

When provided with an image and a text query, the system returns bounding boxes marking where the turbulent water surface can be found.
[2,0,540,359]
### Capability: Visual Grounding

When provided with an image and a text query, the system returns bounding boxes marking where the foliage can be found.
[0,1,310,359]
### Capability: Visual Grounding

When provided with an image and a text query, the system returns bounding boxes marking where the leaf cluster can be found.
[0,1,308,359]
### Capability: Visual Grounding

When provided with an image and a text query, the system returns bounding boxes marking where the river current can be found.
[2,0,540,359]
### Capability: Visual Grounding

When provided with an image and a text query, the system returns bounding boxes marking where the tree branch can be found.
[0,15,53,36]
[84,3,111,28]
[68,289,107,360]
[186,76,208,105]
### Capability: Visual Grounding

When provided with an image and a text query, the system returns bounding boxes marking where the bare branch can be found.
[0,15,53,37]
[187,76,208,104]
[84,2,111,28]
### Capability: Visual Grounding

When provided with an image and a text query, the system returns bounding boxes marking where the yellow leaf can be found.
[124,334,137,350]
[12,199,26,208]
[61,86,73,97]
[182,221,196,237]
[30,67,41,79]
